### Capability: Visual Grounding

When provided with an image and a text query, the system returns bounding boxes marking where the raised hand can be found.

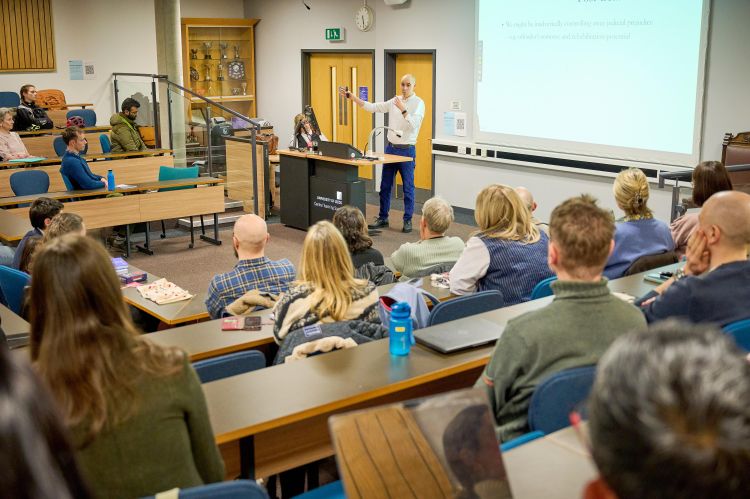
[685,228,710,276]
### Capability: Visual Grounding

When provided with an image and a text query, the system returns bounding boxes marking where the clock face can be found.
[355,5,374,32]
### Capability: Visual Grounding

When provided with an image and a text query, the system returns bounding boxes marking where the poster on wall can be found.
[68,60,83,80]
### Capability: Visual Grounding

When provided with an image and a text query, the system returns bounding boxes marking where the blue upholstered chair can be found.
[155,165,205,249]
[528,365,596,434]
[500,431,545,453]
[141,480,269,499]
[723,318,750,351]
[530,276,557,300]
[193,350,266,383]
[10,170,50,197]
[293,481,346,499]
[66,108,96,127]
[0,266,31,315]
[0,92,20,108]
[427,290,504,327]
[100,133,112,154]
[53,136,87,157]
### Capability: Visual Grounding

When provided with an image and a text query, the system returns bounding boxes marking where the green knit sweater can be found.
[390,236,465,278]
[476,279,646,442]
[71,357,224,499]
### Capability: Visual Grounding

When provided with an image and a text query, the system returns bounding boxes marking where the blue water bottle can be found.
[389,302,412,356]
[107,169,115,191]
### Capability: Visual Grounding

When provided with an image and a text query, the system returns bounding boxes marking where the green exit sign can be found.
[325,27,345,42]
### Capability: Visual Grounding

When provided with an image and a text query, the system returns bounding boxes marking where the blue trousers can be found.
[380,144,416,221]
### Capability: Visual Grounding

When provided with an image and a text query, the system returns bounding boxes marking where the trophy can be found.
[241,82,247,95]
[231,87,241,96]
[233,45,241,59]
[202,41,212,59]
[220,43,229,59]
[202,64,212,81]
[217,63,225,81]
[190,48,198,59]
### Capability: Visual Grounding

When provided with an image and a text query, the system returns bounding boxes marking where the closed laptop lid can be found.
[415,317,504,354]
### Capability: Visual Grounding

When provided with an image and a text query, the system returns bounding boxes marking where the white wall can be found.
[244,0,750,222]
[0,0,246,125]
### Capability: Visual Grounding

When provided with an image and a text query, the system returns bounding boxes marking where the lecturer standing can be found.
[341,74,425,233]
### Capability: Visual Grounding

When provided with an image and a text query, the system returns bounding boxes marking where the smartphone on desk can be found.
[221,316,262,331]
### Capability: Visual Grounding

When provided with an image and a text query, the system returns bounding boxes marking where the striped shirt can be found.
[205,257,296,319]
[390,236,465,279]
[450,233,553,306]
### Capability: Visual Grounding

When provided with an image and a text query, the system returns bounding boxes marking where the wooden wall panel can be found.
[0,0,55,73]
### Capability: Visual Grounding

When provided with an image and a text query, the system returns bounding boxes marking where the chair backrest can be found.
[10,170,50,196]
[0,266,31,315]
[66,108,96,127]
[60,171,75,191]
[528,365,597,434]
[530,275,557,300]
[723,318,750,351]
[193,350,266,383]
[158,165,200,192]
[624,251,678,276]
[53,136,67,157]
[410,261,456,278]
[100,133,111,154]
[36,89,68,110]
[427,290,504,327]
[0,92,20,108]
[143,480,269,499]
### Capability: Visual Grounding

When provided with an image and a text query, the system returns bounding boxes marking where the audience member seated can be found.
[60,126,107,190]
[272,221,380,343]
[604,168,674,279]
[586,320,750,499]
[0,107,31,160]
[12,197,63,269]
[332,205,384,269]
[12,84,53,131]
[641,191,750,326]
[109,98,147,153]
[389,197,464,278]
[0,344,92,498]
[449,184,553,304]
[18,235,41,275]
[476,195,646,441]
[205,214,295,319]
[29,235,224,499]
[671,161,733,257]
[42,213,85,243]
[293,113,327,150]
[515,186,549,235]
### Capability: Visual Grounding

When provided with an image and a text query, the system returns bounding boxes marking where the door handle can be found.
[351,67,357,148]
[331,66,337,141]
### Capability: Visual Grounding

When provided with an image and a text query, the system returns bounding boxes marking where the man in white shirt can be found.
[342,74,425,233]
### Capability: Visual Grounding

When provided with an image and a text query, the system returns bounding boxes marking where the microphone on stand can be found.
[365,126,403,157]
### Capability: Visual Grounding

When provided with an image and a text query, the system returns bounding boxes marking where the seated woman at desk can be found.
[59,126,107,190]
[293,113,327,150]
[0,108,32,161]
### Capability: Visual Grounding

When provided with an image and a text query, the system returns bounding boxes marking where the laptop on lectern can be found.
[318,141,364,160]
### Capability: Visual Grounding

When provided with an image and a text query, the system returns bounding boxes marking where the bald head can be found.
[233,214,268,257]
[701,191,750,248]
[515,186,536,212]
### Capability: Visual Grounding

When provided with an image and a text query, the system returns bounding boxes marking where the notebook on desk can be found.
[415,317,504,354]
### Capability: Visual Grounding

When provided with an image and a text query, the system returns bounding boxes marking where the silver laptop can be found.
[415,317,504,354]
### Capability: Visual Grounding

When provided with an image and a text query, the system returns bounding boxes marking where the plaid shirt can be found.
[206,257,296,319]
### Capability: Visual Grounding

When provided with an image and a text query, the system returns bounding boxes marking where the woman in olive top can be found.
[29,235,224,499]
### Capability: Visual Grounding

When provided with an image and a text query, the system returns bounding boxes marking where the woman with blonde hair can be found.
[604,168,674,278]
[30,235,224,498]
[272,220,379,342]
[449,184,553,305]
[0,107,32,160]
[293,112,327,150]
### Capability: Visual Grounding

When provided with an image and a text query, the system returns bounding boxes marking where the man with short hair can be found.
[389,197,464,279]
[342,74,425,233]
[206,214,296,319]
[586,320,750,499]
[12,84,53,131]
[59,126,107,190]
[12,197,64,269]
[515,186,549,235]
[476,195,646,441]
[109,98,147,153]
[641,191,750,325]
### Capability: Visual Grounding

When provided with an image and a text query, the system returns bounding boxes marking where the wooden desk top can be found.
[505,426,595,498]
[0,148,173,168]
[0,303,30,337]
[0,177,224,207]
[278,149,410,166]
[0,209,32,242]
[123,285,209,327]
[17,126,111,137]
[203,265,670,444]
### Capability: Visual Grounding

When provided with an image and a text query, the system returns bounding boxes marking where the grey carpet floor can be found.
[124,203,477,294]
